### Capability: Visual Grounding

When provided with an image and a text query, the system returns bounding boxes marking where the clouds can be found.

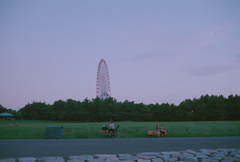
[236,53,240,60]
[188,64,236,77]
[201,25,234,48]
[1,1,240,109]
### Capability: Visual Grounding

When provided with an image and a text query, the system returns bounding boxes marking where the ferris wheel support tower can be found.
[96,59,111,99]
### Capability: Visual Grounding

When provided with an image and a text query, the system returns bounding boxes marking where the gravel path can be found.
[1,148,240,162]
[1,137,240,162]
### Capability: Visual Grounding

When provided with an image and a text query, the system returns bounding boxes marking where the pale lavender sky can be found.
[1,1,240,110]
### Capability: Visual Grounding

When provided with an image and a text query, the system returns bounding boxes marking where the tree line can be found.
[1,94,240,122]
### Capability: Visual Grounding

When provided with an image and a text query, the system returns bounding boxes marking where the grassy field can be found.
[0,120,239,139]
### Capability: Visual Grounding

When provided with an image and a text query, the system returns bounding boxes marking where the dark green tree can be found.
[52,100,66,121]
[207,95,226,121]
[177,99,193,121]
[225,94,240,120]
[0,104,8,113]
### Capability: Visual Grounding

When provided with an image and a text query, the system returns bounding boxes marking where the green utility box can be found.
[45,126,63,139]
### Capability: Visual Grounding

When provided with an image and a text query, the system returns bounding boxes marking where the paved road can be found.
[1,137,240,158]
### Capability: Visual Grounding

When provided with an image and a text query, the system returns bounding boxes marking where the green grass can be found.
[0,120,239,139]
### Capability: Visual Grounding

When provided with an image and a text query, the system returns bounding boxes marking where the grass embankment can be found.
[0,120,239,139]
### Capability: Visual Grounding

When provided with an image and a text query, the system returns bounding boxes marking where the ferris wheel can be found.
[96,59,111,99]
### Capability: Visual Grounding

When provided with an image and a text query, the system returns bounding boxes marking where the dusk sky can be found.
[1,1,240,110]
